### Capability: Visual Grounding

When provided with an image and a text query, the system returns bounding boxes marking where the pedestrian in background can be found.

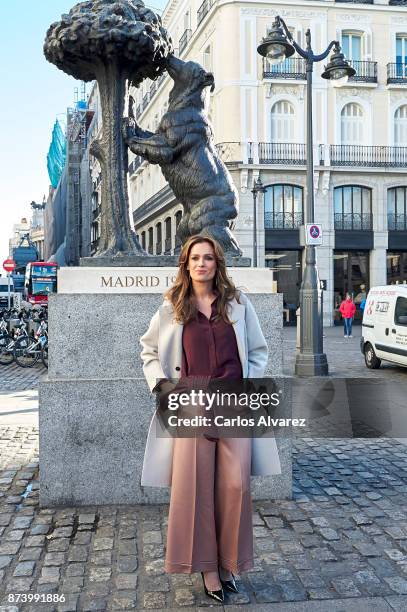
[139,234,281,602]
[339,293,356,338]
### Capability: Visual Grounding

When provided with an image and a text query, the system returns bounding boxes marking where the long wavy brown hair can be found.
[164,235,241,324]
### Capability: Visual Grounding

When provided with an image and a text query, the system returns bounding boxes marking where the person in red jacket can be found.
[339,293,356,338]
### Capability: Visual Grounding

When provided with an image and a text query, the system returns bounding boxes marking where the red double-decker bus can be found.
[24,262,58,305]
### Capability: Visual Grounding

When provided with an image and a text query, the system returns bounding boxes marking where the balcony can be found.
[128,156,144,175]
[334,213,373,230]
[263,57,306,80]
[259,143,307,165]
[197,0,213,25]
[335,0,373,3]
[388,214,407,231]
[329,145,407,168]
[348,60,377,83]
[265,212,303,229]
[387,63,407,84]
[179,29,192,55]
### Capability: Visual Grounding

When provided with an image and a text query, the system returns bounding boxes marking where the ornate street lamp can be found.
[257,17,355,376]
[251,177,266,267]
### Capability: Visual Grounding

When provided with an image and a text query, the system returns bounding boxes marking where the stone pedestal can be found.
[39,267,290,506]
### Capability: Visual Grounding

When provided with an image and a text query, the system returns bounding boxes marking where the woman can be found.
[339,293,356,338]
[140,234,281,602]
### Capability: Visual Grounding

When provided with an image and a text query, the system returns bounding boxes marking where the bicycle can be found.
[14,318,48,368]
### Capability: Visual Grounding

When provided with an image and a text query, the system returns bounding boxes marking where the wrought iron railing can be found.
[265,211,303,229]
[179,29,192,55]
[197,0,213,25]
[335,0,373,3]
[259,143,306,165]
[387,63,407,84]
[388,214,407,231]
[348,60,377,83]
[334,213,373,230]
[263,57,307,80]
[389,0,407,4]
[128,156,144,175]
[329,145,407,168]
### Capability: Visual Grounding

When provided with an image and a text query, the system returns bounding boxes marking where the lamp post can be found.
[251,177,266,267]
[257,17,355,376]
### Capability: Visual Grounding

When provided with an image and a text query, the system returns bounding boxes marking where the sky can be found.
[0,0,166,265]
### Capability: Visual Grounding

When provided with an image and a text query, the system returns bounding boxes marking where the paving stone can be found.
[88,566,111,582]
[174,587,195,606]
[62,576,84,592]
[73,532,92,545]
[297,571,326,588]
[279,580,307,601]
[383,576,407,594]
[13,561,35,576]
[5,577,34,591]
[44,552,66,566]
[79,596,107,611]
[143,593,166,610]
[39,566,61,584]
[0,556,12,569]
[319,528,340,541]
[56,594,79,612]
[47,539,70,553]
[65,562,85,577]
[89,551,112,565]
[142,530,162,544]
[117,555,138,572]
[253,584,283,603]
[18,547,42,561]
[114,573,138,590]
[0,542,21,555]
[12,516,33,529]
[143,574,170,592]
[353,542,383,557]
[331,577,362,597]
[145,558,165,576]
[25,535,45,547]
[68,547,89,562]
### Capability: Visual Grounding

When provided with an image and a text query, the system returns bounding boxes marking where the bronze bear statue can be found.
[123,55,242,256]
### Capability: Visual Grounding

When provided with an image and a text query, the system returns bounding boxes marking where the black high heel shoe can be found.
[201,572,224,603]
[220,572,239,593]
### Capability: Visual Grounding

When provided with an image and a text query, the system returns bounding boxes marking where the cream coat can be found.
[139,291,282,487]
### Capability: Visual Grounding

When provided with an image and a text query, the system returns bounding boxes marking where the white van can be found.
[0,276,15,308]
[361,285,407,369]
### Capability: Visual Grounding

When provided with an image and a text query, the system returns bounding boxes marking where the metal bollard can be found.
[296,307,301,350]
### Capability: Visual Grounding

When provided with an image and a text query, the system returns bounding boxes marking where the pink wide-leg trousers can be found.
[164,435,254,574]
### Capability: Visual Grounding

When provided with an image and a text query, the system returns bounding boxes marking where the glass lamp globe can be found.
[266,43,286,65]
[330,68,349,88]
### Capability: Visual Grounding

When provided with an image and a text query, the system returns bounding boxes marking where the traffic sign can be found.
[305,223,323,246]
[3,259,16,272]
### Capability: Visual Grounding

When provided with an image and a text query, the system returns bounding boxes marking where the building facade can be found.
[126,0,407,326]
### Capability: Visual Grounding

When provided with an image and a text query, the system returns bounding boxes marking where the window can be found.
[156,223,162,255]
[334,186,372,230]
[342,32,362,61]
[396,35,407,64]
[395,297,407,326]
[141,231,146,250]
[388,187,407,230]
[341,103,364,144]
[264,184,303,229]
[271,101,295,143]
[395,105,407,146]
[148,227,153,254]
[165,217,172,253]
[203,45,212,72]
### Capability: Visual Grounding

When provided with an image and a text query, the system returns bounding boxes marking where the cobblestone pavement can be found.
[0,364,46,393]
[0,328,406,610]
[0,427,407,610]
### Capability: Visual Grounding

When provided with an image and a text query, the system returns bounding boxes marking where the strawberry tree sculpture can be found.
[44,0,173,257]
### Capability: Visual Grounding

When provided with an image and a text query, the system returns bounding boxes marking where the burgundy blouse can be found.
[181,296,243,380]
